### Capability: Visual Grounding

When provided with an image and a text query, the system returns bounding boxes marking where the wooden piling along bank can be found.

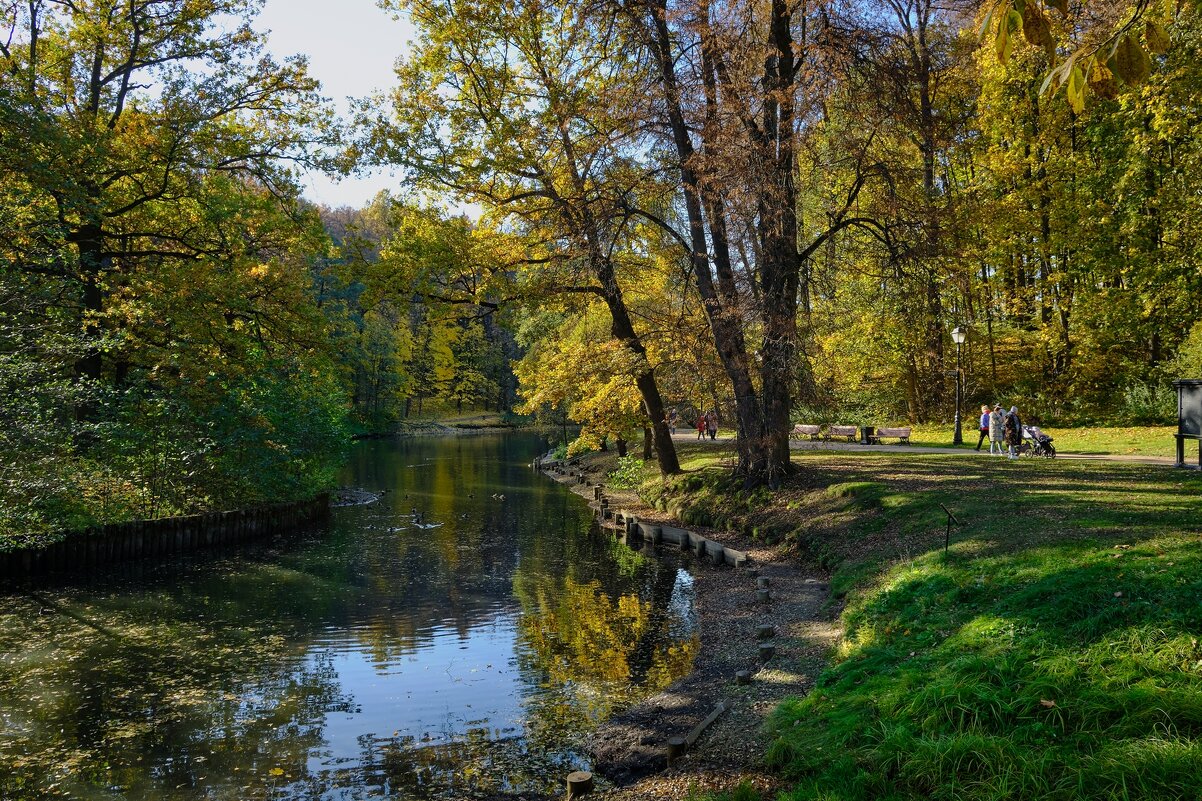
[533,456,750,568]
[613,513,750,568]
[536,457,755,772]
[0,493,330,579]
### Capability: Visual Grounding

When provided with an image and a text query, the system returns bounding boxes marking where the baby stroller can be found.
[1021,425,1056,458]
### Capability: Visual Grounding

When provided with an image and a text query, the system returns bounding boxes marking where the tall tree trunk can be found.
[550,100,681,476]
[752,0,802,487]
[599,283,680,474]
[73,223,108,426]
[637,0,766,479]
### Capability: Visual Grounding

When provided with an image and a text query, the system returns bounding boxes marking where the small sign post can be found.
[938,503,960,556]
[1172,379,1202,469]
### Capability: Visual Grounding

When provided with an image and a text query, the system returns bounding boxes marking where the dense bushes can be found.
[0,351,347,550]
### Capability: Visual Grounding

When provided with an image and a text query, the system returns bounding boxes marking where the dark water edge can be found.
[0,433,696,800]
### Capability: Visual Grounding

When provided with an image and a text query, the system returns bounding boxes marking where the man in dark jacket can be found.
[1004,406,1023,459]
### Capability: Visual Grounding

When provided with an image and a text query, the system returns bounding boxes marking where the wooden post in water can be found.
[566,770,594,798]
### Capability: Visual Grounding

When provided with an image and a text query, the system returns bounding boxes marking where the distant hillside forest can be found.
[3,0,1202,537]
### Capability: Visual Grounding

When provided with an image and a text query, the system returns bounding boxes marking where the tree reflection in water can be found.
[0,435,697,799]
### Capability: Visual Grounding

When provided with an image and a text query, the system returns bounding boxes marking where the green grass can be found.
[640,443,1202,801]
[1052,425,1178,458]
[905,424,1178,458]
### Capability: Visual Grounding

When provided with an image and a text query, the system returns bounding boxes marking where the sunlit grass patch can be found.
[641,446,1202,800]
[765,474,1202,799]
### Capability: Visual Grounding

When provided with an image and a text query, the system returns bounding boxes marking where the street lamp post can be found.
[951,326,967,445]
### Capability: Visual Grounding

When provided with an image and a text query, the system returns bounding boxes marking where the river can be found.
[0,433,697,800]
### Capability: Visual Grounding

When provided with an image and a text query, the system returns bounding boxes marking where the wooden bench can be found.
[868,427,912,445]
[825,425,858,442]
[791,424,822,440]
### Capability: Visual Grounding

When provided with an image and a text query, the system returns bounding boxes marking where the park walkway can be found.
[669,432,1177,466]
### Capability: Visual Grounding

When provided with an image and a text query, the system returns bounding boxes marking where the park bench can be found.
[825,425,859,442]
[868,426,912,445]
[791,424,822,440]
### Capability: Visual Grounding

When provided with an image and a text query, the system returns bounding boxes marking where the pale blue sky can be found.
[258,0,415,208]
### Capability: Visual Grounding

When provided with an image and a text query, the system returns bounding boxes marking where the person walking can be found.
[668,408,678,435]
[975,405,991,451]
[989,405,1005,455]
[1004,405,1023,459]
[696,413,706,440]
[706,410,718,440]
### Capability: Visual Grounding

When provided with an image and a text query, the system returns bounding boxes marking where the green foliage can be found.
[318,196,517,429]
[1169,323,1202,379]
[686,781,763,801]
[1118,381,1177,425]
[0,2,350,546]
[606,456,646,490]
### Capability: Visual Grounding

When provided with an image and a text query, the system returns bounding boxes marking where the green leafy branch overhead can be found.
[983,0,1179,110]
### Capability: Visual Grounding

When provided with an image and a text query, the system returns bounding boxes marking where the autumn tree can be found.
[616,0,888,484]
[0,0,334,389]
[0,1,348,535]
[370,0,681,474]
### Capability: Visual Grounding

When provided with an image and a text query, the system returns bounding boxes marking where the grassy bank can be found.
[641,443,1202,800]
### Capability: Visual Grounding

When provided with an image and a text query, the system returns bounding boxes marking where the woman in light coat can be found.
[988,405,1005,455]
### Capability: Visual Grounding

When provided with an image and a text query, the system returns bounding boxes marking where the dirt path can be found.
[543,466,839,800]
[669,432,1177,466]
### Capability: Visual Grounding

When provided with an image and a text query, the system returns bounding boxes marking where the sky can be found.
[256,0,416,209]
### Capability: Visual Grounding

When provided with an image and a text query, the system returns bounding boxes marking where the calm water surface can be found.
[0,434,698,799]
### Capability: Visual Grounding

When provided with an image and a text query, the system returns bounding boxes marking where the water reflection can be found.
[0,434,697,799]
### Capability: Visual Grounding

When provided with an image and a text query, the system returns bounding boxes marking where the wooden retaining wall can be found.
[534,457,749,568]
[613,511,750,568]
[0,493,330,579]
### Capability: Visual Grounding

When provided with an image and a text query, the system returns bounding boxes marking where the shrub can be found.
[607,455,645,489]
[1118,381,1176,425]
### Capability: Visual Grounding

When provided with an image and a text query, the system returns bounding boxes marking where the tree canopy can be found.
[3,0,1202,541]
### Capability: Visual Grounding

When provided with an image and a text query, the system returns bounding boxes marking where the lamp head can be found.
[951,326,967,345]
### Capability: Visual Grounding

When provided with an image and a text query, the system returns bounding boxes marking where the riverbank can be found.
[563,441,1202,801]
[542,451,838,800]
[0,494,330,578]
[352,412,528,440]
